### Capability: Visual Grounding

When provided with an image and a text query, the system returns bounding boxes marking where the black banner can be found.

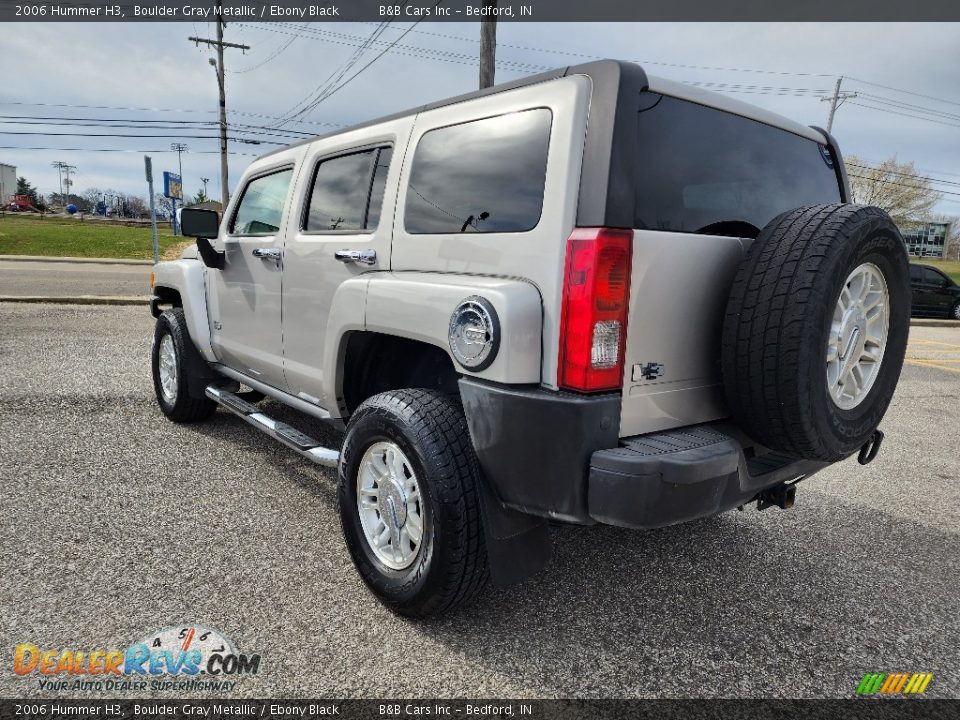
[1,700,959,720]
[2,0,959,23]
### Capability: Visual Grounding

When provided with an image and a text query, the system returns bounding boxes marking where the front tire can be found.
[151,308,217,423]
[337,389,489,618]
[952,301,960,321]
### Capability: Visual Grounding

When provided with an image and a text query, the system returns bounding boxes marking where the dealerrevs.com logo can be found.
[13,625,261,692]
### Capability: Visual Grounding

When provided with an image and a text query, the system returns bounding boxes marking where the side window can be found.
[923,268,947,285]
[304,147,392,232]
[404,108,553,234]
[229,168,293,235]
[909,265,923,282]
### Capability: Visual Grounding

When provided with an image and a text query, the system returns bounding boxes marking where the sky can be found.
[1,21,959,215]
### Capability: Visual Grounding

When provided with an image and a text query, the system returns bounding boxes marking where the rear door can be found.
[619,92,844,436]
[281,118,413,408]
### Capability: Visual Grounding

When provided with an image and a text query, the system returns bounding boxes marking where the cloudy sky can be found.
[2,22,958,214]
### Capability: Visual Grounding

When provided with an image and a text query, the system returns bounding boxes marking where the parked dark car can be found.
[910,264,960,319]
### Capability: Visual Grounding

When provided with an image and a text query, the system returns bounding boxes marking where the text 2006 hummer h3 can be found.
[151,60,910,617]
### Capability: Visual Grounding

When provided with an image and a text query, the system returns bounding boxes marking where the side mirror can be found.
[180,208,224,270]
[181,207,219,238]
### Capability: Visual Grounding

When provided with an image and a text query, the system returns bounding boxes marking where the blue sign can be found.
[163,172,182,200]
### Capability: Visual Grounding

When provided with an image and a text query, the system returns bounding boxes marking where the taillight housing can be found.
[558,227,633,392]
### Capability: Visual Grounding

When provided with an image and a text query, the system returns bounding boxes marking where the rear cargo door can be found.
[619,92,844,437]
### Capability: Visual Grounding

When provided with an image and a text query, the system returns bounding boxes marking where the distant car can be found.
[910,264,960,319]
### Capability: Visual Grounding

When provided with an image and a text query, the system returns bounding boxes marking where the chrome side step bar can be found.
[205,386,340,468]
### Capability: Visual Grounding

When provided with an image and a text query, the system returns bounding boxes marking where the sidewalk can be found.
[0,254,154,266]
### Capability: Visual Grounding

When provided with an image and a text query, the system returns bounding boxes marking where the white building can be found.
[0,163,15,205]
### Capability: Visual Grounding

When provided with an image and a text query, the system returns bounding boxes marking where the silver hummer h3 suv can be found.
[151,60,910,617]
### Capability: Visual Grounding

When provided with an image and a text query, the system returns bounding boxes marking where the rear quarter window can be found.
[633,93,842,237]
[404,108,552,234]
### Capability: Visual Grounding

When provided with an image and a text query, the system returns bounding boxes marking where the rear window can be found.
[404,108,552,234]
[633,93,842,237]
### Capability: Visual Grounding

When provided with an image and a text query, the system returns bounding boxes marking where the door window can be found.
[229,168,293,235]
[304,147,393,232]
[922,267,946,286]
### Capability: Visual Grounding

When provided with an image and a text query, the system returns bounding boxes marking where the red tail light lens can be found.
[558,227,633,392]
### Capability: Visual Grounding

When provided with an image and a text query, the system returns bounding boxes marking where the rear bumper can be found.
[589,427,828,529]
[459,378,828,527]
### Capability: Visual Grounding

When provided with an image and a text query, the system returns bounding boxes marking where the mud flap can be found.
[477,476,552,587]
[180,336,225,399]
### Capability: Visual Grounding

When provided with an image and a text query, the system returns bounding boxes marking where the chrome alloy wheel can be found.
[356,441,425,571]
[826,262,889,410]
[157,333,179,403]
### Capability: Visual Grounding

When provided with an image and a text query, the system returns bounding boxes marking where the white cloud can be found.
[2,21,958,214]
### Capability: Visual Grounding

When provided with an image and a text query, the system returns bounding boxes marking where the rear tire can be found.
[151,308,217,423]
[337,389,489,618]
[721,204,910,462]
[952,301,960,321]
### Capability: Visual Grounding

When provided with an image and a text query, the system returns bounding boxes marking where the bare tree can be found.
[845,155,941,229]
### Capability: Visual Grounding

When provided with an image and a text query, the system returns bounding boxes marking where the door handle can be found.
[334,249,377,265]
[252,247,281,263]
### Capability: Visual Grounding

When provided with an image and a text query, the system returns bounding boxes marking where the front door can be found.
[210,153,302,390]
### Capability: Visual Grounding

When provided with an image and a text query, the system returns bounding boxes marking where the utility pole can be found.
[171,142,188,195]
[51,161,74,208]
[200,177,210,200]
[479,0,497,89]
[170,142,188,235]
[51,161,64,207]
[189,1,249,209]
[822,77,858,133]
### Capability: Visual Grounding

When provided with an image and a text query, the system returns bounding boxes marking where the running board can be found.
[205,386,340,467]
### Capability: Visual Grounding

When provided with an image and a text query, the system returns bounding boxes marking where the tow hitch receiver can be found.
[858,429,884,465]
[756,483,797,511]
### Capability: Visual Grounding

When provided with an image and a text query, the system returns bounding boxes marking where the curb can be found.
[910,319,960,328]
[0,255,154,266]
[0,295,150,306]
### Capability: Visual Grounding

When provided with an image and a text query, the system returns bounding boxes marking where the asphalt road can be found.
[0,259,151,297]
[1,303,958,700]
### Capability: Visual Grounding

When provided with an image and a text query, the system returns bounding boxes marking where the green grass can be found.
[0,214,188,260]
[910,258,960,285]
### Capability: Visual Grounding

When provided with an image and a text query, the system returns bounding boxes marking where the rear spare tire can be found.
[721,204,909,462]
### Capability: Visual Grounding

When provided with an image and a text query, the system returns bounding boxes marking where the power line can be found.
[845,162,960,189]
[296,18,430,114]
[0,101,344,130]
[2,130,282,144]
[360,22,835,78]
[846,77,960,109]
[848,173,960,198]
[0,145,260,156]
[272,21,394,126]
[847,101,960,129]
[857,92,960,122]
[230,21,308,74]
